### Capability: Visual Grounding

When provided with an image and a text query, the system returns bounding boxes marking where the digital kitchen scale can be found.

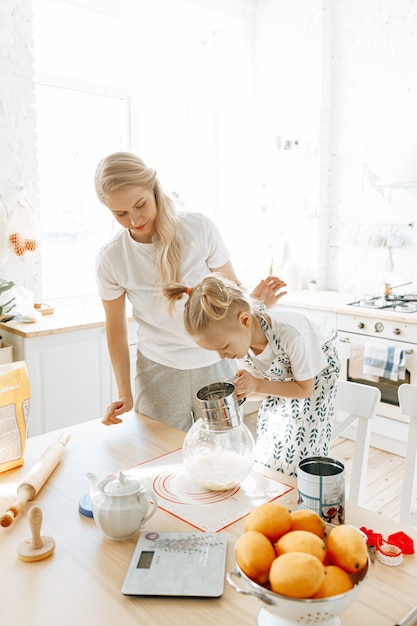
[121,531,227,597]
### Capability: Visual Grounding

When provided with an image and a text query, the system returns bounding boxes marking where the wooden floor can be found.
[330,437,405,521]
[244,412,411,522]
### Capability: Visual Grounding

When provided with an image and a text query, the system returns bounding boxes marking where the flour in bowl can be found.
[185,449,254,491]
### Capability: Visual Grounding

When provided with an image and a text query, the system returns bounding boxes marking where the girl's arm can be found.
[101,294,134,425]
[234,369,314,400]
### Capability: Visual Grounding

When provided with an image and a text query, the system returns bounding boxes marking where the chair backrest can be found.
[398,383,417,526]
[332,380,381,505]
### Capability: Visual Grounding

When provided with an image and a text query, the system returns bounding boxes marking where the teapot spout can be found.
[86,472,99,497]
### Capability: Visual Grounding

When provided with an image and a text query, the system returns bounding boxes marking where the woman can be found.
[163,273,340,476]
[94,152,286,431]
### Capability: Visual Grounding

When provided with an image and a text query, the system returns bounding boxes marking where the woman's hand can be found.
[102,395,134,426]
[251,276,287,308]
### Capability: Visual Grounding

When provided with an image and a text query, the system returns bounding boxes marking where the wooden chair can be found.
[332,380,381,505]
[398,383,417,526]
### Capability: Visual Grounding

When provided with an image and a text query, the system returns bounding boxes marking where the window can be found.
[36,83,127,298]
[33,0,221,300]
[33,0,257,299]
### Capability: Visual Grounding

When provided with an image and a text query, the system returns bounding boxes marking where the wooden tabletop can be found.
[0,413,416,625]
[0,300,108,338]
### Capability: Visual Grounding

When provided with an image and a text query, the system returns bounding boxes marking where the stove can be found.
[337,305,417,423]
[347,294,417,314]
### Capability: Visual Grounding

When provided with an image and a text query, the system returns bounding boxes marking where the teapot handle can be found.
[139,489,158,525]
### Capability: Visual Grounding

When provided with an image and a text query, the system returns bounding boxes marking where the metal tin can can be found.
[297,456,345,525]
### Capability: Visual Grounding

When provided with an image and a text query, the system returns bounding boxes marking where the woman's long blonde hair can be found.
[94,152,182,285]
[163,273,253,336]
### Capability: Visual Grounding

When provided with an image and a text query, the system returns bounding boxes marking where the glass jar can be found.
[183,382,255,491]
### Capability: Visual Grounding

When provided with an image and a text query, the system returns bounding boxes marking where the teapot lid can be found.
[102,471,140,495]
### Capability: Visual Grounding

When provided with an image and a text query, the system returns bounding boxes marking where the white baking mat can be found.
[125,449,293,532]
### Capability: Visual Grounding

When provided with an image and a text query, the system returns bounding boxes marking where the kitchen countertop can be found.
[280,289,417,324]
[0,299,133,338]
[1,291,417,339]
[0,302,105,338]
[1,413,416,626]
[279,289,356,312]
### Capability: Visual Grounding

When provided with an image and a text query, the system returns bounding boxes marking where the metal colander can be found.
[226,525,369,625]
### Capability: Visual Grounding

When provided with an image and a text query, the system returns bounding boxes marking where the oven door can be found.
[337,331,416,421]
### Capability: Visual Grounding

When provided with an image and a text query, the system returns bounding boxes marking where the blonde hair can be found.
[163,273,253,336]
[94,152,182,285]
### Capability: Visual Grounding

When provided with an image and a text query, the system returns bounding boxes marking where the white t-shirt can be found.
[95,211,230,369]
[248,308,332,381]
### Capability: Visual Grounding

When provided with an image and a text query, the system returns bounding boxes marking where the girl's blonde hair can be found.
[163,273,253,336]
[94,152,182,285]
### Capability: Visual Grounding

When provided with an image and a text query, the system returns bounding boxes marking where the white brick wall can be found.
[0,0,42,299]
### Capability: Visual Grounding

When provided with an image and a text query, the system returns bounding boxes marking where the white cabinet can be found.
[1,326,113,436]
[1,319,139,436]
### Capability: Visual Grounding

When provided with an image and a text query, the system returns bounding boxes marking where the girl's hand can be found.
[102,395,134,425]
[251,276,287,308]
[234,370,259,399]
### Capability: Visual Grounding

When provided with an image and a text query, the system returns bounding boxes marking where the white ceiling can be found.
[60,0,256,30]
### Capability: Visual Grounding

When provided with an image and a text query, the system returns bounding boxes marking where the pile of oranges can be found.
[235,502,368,599]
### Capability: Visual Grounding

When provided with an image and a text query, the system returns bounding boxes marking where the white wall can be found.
[327,0,417,296]
[254,0,417,296]
[252,0,328,288]
[0,0,42,298]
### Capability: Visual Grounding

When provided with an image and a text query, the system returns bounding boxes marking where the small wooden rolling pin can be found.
[0,431,71,528]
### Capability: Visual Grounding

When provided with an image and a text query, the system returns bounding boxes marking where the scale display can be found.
[121,531,227,597]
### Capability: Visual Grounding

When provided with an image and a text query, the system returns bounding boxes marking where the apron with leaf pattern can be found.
[243,313,340,478]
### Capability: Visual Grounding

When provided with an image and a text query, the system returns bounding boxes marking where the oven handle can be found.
[338,337,414,354]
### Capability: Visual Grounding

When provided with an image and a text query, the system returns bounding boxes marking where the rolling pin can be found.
[0,431,71,528]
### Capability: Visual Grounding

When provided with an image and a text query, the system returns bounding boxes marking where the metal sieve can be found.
[195,381,244,431]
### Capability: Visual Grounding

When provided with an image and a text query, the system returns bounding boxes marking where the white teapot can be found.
[87,471,157,540]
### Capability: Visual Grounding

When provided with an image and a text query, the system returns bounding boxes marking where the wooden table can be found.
[0,413,416,625]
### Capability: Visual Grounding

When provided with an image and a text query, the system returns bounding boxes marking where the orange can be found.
[313,565,354,598]
[275,529,326,562]
[235,530,276,585]
[327,525,368,573]
[289,509,326,539]
[269,552,325,598]
[243,502,291,543]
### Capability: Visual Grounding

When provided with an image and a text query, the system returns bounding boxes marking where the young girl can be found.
[94,152,286,431]
[163,273,340,477]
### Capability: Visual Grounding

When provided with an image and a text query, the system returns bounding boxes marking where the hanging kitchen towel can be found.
[349,343,379,382]
[363,343,406,382]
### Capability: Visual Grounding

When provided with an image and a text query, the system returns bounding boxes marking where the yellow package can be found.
[0,361,30,473]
